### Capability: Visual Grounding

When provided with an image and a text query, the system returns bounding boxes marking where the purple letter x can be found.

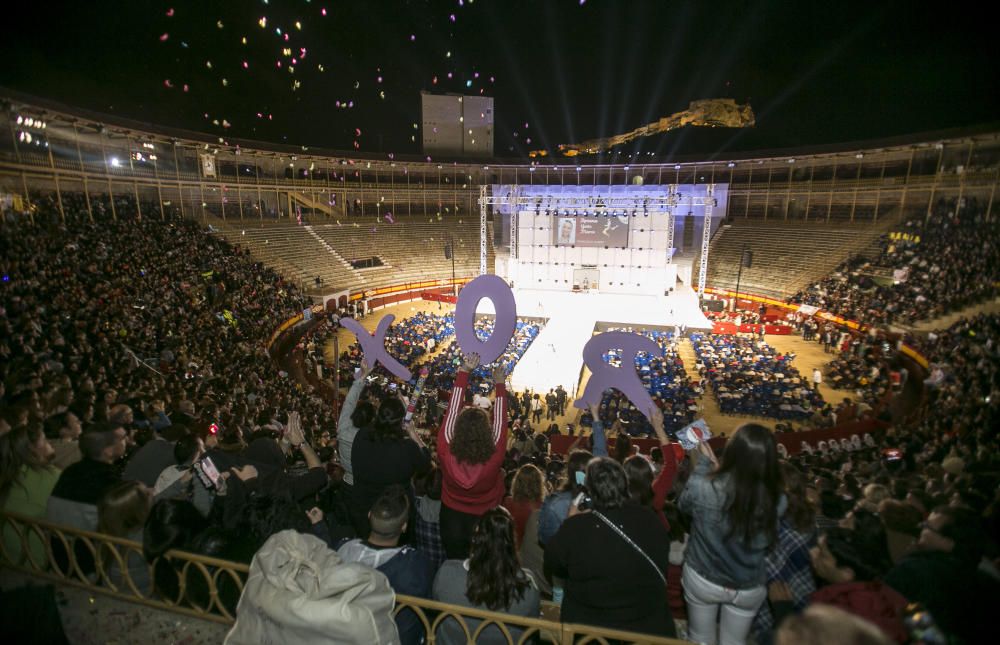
[340,315,413,382]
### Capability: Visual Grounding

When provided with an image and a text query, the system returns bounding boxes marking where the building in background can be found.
[421,92,494,158]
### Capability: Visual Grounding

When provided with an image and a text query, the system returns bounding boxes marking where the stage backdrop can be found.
[497,184,727,297]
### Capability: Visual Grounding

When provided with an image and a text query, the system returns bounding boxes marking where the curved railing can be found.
[1,510,685,644]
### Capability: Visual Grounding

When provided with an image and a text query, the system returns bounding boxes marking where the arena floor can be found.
[333,299,852,440]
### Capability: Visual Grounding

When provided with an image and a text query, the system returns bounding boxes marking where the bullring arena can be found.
[2,88,999,645]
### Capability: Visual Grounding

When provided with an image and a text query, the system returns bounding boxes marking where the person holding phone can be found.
[678,424,786,645]
[544,456,676,638]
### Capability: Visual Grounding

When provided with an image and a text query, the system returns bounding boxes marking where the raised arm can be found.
[648,406,678,511]
[588,402,608,458]
[287,411,322,470]
[491,363,508,446]
[440,352,479,445]
[338,360,372,433]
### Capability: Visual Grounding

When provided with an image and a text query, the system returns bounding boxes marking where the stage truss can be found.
[477,184,718,296]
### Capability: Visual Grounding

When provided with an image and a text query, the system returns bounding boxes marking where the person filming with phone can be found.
[544,452,676,638]
[678,423,785,645]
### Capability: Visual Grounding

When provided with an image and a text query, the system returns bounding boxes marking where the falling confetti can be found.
[259,17,267,28]
[166,8,174,17]
[217,20,224,29]
[159,33,169,42]
[321,8,327,17]
[163,79,173,88]
[410,34,416,41]
[450,14,456,22]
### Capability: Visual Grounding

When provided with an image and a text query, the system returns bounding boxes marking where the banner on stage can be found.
[552,214,629,248]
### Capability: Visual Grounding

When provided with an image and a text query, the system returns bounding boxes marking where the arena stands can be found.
[211,217,489,294]
[791,197,1000,326]
[704,220,893,299]
[4,178,1000,643]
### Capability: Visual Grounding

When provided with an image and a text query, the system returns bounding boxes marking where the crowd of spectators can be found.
[2,194,999,645]
[791,196,1000,325]
[691,332,825,421]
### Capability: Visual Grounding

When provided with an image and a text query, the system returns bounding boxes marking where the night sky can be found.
[2,0,997,160]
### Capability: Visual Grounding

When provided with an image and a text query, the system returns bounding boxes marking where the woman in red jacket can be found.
[437,352,508,558]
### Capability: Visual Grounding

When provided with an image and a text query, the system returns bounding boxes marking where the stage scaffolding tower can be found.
[697,184,717,298]
[479,184,488,275]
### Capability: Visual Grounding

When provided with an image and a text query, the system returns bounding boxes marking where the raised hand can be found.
[285,411,305,447]
[491,363,506,384]
[462,352,481,372]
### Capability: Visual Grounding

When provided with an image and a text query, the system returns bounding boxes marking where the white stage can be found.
[476,285,712,394]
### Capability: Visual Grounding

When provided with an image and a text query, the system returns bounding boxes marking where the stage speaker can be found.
[742,249,753,268]
[444,243,452,260]
[701,299,725,312]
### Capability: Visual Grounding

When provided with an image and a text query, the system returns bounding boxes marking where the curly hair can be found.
[511,464,546,503]
[466,507,530,611]
[450,407,495,464]
[586,457,629,511]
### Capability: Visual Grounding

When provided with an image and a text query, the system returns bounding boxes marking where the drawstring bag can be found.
[225,530,400,645]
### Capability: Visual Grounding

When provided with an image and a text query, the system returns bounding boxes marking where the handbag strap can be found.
[592,511,666,586]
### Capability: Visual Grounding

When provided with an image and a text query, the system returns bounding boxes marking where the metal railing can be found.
[1,510,684,644]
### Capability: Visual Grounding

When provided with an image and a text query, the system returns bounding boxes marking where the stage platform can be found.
[475,286,712,394]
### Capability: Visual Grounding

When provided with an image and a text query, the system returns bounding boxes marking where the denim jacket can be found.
[678,456,786,589]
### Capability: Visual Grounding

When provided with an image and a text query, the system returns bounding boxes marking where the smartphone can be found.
[194,455,222,489]
[572,491,592,511]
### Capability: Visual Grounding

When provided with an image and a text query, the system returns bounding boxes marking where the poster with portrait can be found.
[552,214,629,247]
